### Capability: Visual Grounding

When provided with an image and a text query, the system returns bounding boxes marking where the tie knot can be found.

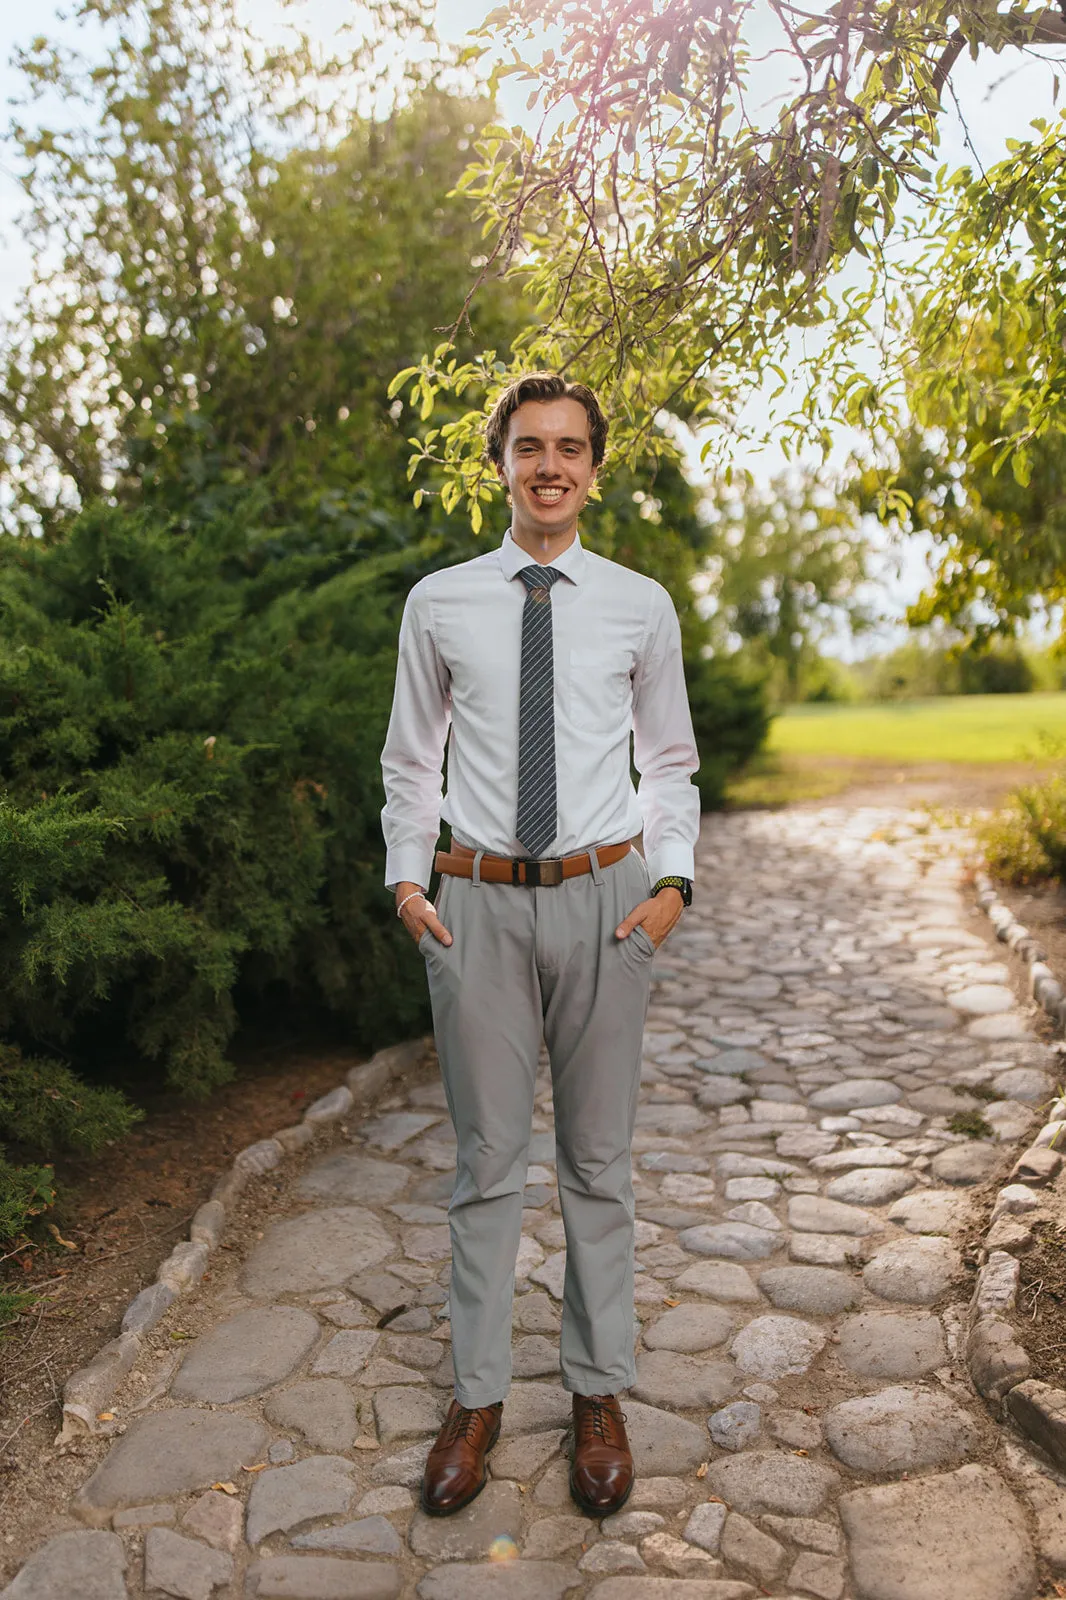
[519,565,562,601]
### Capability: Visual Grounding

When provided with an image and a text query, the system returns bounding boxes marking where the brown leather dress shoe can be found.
[570,1393,634,1516]
[420,1399,503,1516]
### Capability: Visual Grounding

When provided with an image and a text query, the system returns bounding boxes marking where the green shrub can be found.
[867,637,1034,700]
[978,770,1066,883]
[0,1153,56,1247]
[685,654,772,810]
[0,495,434,1098]
[0,1041,141,1259]
[0,1045,143,1156]
[798,656,860,703]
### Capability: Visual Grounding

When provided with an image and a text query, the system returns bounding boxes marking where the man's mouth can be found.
[530,485,568,505]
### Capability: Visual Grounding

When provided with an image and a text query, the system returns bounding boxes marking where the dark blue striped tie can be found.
[516,565,563,858]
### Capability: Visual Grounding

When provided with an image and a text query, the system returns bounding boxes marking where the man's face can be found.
[496,397,597,539]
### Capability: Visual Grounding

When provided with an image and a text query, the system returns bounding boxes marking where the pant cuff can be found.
[454,1382,509,1408]
[562,1372,635,1397]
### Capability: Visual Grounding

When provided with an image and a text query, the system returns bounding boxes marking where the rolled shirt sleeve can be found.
[380,584,451,890]
[632,587,701,883]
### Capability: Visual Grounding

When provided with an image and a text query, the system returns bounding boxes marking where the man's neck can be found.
[510,524,579,566]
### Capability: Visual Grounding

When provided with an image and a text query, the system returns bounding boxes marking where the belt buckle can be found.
[523,857,563,887]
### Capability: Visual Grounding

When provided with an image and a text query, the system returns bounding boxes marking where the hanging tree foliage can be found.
[395,0,1066,552]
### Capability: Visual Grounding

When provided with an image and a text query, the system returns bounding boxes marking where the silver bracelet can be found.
[396,890,427,919]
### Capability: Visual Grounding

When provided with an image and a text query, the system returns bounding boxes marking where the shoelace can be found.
[579,1397,625,1443]
[442,1405,488,1446]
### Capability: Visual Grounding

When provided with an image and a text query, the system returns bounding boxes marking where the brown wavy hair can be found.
[484,373,608,468]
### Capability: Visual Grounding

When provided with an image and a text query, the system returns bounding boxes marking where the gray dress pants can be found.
[419,845,655,1407]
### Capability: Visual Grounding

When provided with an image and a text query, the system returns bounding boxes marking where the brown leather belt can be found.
[434,840,633,887]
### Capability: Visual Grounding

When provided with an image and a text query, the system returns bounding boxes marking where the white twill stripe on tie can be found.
[516,565,563,857]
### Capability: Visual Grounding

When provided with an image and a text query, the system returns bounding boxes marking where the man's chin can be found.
[516,497,579,533]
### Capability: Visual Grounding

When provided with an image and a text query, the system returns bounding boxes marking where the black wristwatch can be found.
[652,875,692,907]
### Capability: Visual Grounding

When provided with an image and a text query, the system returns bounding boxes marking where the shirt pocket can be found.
[569,647,633,732]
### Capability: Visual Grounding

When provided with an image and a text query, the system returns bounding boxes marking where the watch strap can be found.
[652,875,692,906]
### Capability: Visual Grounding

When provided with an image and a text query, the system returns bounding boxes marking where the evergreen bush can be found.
[0,494,436,1102]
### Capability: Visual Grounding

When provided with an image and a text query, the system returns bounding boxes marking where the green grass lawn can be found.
[768,693,1066,764]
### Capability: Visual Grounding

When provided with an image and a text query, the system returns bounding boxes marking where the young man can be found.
[380,373,700,1519]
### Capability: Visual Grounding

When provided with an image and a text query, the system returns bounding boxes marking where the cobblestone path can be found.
[7,806,1066,1600]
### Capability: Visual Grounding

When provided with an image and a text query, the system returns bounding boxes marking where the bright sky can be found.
[1,3,1063,651]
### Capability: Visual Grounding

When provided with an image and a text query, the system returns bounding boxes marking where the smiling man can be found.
[380,372,700,1519]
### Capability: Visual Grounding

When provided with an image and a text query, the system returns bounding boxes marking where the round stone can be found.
[930,1143,1001,1186]
[246,1455,358,1545]
[825,1382,973,1478]
[708,1451,838,1518]
[836,1312,947,1378]
[642,1303,734,1352]
[948,985,1015,1015]
[263,1379,359,1452]
[825,1168,917,1206]
[296,1158,408,1203]
[1,1533,128,1600]
[757,1266,861,1316]
[76,1410,269,1518]
[730,1315,827,1379]
[809,1080,903,1111]
[991,1067,1054,1104]
[839,1464,1035,1600]
[672,1262,762,1302]
[241,1206,394,1295]
[658,1173,717,1204]
[810,1148,910,1171]
[631,1349,738,1408]
[724,1177,780,1201]
[171,1306,320,1403]
[624,1400,710,1475]
[887,1190,967,1235]
[678,1222,781,1261]
[825,1385,979,1471]
[863,1236,962,1305]
[726,1200,783,1231]
[776,1129,841,1159]
[695,1077,754,1106]
[708,1401,761,1452]
[787,1194,879,1236]
[969,1014,1033,1041]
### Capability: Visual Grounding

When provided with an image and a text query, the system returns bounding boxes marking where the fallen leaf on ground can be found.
[242,1463,267,1473]
[663,1296,680,1306]
[96,1412,114,1422]
[211,1482,238,1496]
[696,1462,708,1478]
[47,1224,77,1251]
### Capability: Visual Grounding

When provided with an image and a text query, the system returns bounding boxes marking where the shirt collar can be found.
[498,528,586,586]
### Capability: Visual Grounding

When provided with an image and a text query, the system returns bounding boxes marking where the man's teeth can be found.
[532,487,565,501]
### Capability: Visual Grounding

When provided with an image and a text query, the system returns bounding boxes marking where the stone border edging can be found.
[967,869,1066,1466]
[56,1036,432,1443]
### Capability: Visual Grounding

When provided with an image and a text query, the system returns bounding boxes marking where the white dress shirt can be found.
[380,529,701,889]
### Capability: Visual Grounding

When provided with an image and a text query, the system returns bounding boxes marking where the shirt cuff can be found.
[384,846,436,893]
[646,843,696,884]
